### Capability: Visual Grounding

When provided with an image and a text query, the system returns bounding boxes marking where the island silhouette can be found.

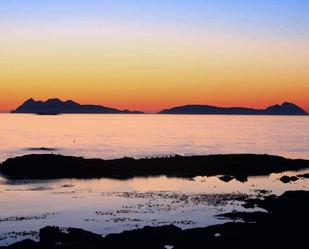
[159,102,308,115]
[11,99,308,115]
[11,98,144,114]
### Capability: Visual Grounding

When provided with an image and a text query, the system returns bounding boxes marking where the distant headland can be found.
[11,98,144,115]
[159,102,308,115]
[10,99,308,115]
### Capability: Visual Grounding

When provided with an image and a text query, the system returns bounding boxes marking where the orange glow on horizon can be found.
[1,22,309,113]
[1,97,308,114]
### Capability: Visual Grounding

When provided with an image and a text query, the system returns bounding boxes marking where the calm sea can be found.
[0,113,309,245]
[0,113,309,162]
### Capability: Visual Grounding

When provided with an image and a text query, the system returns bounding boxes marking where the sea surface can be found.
[0,114,309,161]
[0,114,309,245]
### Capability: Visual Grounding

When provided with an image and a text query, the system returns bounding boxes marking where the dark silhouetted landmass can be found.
[11,98,144,114]
[159,102,308,115]
[1,154,308,180]
[2,191,308,249]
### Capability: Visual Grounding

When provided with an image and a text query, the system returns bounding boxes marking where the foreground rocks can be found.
[1,154,309,180]
[2,191,309,249]
[297,173,309,179]
[279,175,299,183]
[219,175,248,183]
[279,173,309,183]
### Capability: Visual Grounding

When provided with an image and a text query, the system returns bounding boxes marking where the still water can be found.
[0,172,308,245]
[0,114,309,162]
[0,114,308,245]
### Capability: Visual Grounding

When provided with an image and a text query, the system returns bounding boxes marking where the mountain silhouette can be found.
[159,102,308,115]
[11,98,144,114]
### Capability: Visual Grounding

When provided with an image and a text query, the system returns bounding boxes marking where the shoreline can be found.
[0,153,308,248]
[1,153,309,180]
[1,190,308,249]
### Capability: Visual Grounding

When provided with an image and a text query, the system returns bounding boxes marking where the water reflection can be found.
[0,170,308,246]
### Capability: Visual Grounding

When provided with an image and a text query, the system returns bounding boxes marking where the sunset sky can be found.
[1,0,309,113]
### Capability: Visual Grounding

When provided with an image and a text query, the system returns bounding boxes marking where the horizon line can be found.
[2,98,309,114]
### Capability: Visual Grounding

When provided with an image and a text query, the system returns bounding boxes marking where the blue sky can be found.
[1,0,309,38]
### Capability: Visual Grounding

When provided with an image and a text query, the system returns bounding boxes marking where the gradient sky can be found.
[1,0,309,112]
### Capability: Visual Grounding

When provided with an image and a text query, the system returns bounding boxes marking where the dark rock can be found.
[7,239,38,249]
[40,226,103,247]
[279,175,299,183]
[3,191,309,249]
[219,175,234,182]
[1,154,308,180]
[217,211,268,222]
[297,173,309,179]
[280,176,291,183]
[290,176,299,181]
[234,175,248,183]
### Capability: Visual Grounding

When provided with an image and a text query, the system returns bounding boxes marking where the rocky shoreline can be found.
[2,190,308,249]
[1,154,308,180]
